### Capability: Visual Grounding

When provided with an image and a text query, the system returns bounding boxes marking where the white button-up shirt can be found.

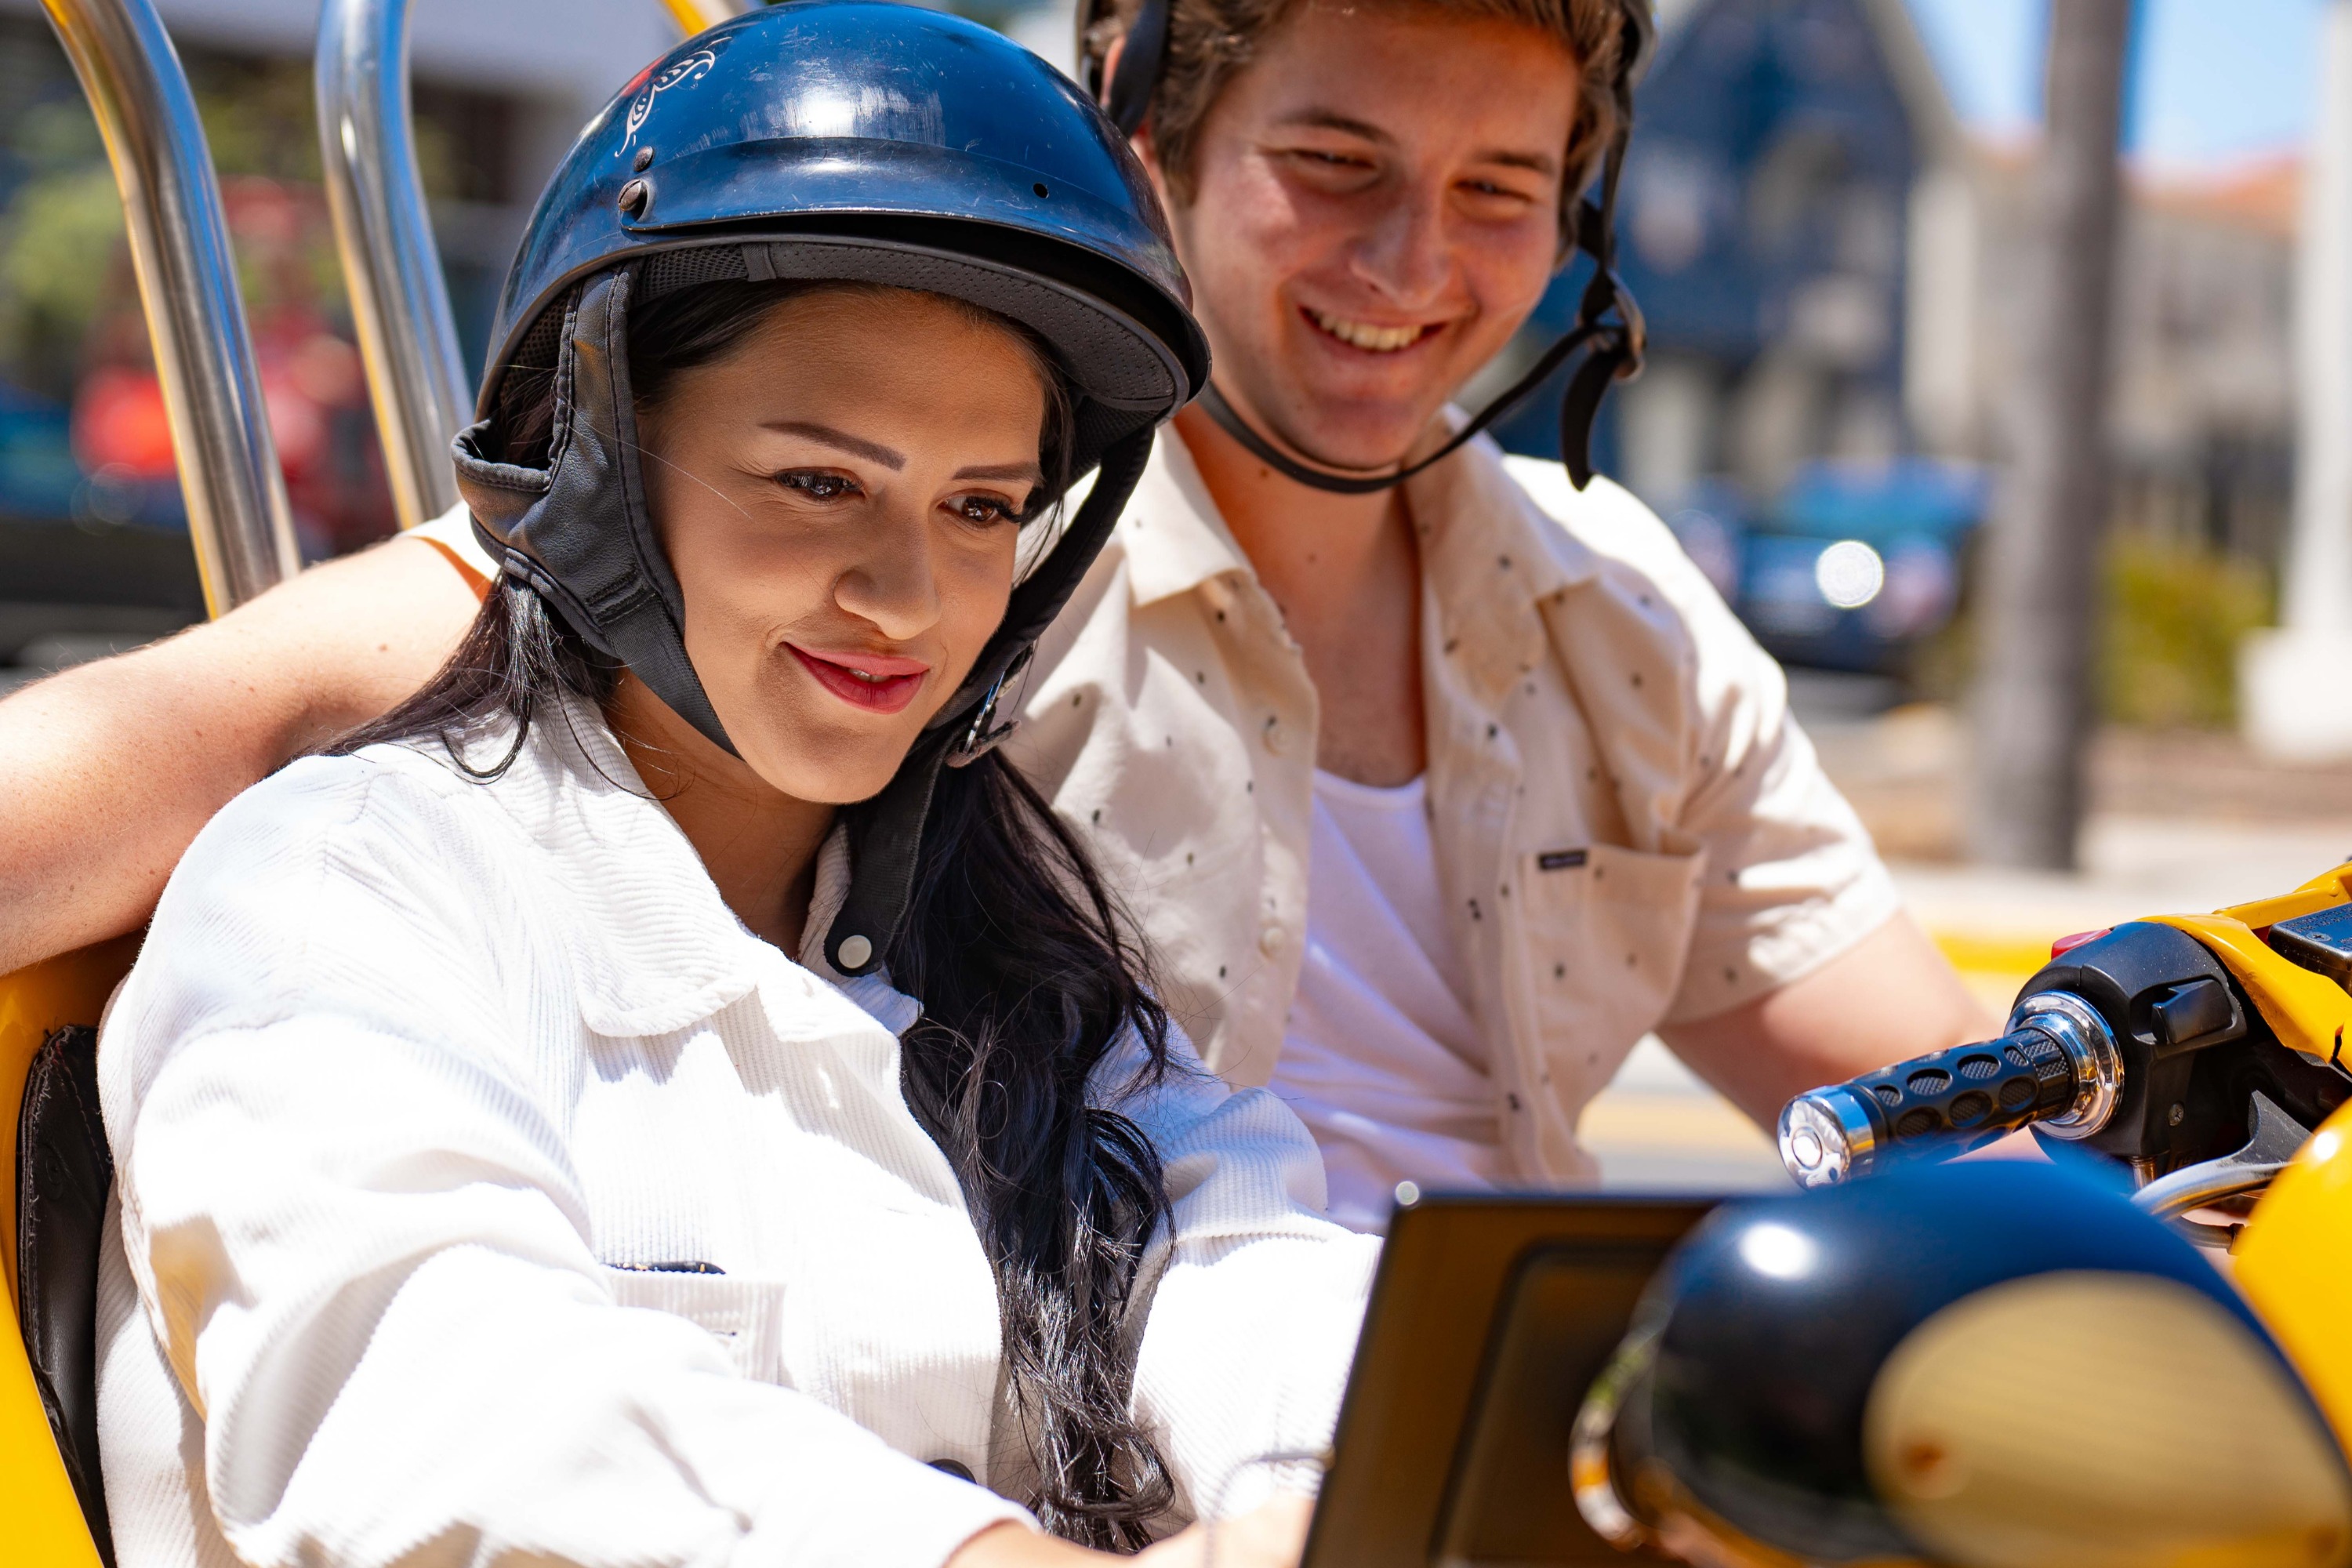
[1007,428,1900,1181]
[96,704,1377,1568]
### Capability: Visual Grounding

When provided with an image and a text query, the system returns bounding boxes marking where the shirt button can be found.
[1260,925,1285,956]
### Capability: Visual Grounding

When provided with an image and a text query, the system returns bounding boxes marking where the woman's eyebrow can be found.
[955,461,1045,483]
[763,419,905,470]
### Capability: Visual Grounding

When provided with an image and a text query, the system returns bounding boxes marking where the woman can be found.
[93,9,1375,1567]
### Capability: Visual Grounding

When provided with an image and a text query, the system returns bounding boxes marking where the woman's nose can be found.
[1348,179,1454,306]
[831,510,942,641]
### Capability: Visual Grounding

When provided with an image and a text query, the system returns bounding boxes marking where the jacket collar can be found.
[428,699,916,1040]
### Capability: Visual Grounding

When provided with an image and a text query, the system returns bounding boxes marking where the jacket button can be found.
[1260,925,1285,956]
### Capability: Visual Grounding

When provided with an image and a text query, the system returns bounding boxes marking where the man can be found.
[0,0,1987,1227]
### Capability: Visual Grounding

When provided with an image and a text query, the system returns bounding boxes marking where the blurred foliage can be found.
[0,42,481,403]
[1905,531,2272,730]
[2100,532,2272,730]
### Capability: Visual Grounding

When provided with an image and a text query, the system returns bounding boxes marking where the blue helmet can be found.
[452,0,1210,975]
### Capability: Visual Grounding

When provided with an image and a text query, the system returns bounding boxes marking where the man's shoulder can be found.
[1490,451,1782,711]
[1497,454,1723,612]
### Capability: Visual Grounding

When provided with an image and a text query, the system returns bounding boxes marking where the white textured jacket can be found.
[94,703,1377,1568]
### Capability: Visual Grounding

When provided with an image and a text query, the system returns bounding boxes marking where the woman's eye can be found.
[951,495,1016,526]
[775,470,860,501]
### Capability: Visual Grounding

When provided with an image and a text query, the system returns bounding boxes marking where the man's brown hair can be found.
[1080,0,1630,218]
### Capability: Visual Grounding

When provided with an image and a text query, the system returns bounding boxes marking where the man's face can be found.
[1159,1,1582,472]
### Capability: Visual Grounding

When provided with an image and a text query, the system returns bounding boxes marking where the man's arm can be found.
[1659,909,1998,1131]
[0,535,479,975]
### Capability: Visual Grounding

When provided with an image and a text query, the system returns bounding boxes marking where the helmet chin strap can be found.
[818,426,1158,978]
[1194,299,1630,496]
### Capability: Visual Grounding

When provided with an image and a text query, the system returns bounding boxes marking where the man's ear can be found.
[1098,33,1126,111]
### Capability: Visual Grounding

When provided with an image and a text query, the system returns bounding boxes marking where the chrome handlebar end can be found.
[1779,1087,1879,1189]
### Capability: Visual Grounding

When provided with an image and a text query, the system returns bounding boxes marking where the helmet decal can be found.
[622,44,724,149]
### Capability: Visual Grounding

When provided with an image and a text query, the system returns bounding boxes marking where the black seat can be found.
[20,1024,115,1567]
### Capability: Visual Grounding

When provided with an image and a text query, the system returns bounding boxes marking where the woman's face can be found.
[637,286,1048,804]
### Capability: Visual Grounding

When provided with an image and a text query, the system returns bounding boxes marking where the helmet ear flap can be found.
[455,268,738,758]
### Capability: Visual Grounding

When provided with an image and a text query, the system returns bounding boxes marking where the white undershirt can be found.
[1268,771,1509,1232]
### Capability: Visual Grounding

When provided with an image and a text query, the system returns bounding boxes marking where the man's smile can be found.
[1304,307,1447,354]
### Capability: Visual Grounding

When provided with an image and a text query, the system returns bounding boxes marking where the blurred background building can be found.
[0,0,2341,1179]
[0,0,673,666]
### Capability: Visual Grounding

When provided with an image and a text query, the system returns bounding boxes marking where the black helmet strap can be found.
[456,267,737,756]
[1103,0,1171,143]
[820,426,1156,976]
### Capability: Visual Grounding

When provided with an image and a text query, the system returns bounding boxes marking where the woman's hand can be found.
[1137,1494,1316,1568]
[946,1494,1314,1568]
[946,1521,1105,1568]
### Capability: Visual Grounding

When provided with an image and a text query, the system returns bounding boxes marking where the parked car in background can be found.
[1664,457,1987,677]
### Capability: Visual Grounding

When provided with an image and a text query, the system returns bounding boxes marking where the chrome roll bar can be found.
[663,0,755,34]
[315,0,472,532]
[41,0,299,616]
[316,0,753,536]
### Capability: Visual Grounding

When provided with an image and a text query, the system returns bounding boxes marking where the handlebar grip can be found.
[1780,994,2122,1189]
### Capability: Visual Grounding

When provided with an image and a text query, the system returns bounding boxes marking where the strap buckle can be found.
[944,645,1033,768]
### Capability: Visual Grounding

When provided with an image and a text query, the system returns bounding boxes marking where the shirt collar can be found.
[1117,427,1254,608]
[1403,409,1602,606]
[1117,413,1606,705]
[1120,416,1603,604]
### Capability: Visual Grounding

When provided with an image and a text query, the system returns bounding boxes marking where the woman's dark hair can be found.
[338,278,1178,1547]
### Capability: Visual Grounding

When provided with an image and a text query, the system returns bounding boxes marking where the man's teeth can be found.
[1312,311,1430,353]
[848,668,890,684]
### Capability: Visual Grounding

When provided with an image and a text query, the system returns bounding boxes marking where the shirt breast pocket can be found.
[600,1265,787,1385]
[1516,842,1707,1081]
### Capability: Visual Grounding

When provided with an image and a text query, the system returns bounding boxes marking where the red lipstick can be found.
[786,644,930,715]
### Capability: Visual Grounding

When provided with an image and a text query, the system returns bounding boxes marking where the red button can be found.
[2051,927,2111,959]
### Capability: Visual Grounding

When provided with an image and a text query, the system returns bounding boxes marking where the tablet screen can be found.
[1301,1193,1722,1568]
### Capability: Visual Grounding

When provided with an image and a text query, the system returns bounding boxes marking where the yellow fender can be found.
[2242,1101,2352,1457]
[0,937,136,1568]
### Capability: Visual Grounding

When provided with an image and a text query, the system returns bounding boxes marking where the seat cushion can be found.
[20,1024,114,1566]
